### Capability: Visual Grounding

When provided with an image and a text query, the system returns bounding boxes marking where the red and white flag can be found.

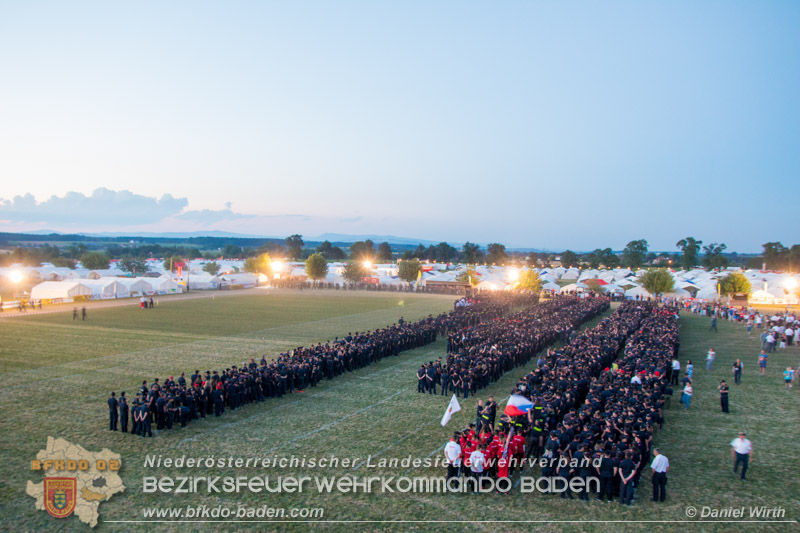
[440,394,461,427]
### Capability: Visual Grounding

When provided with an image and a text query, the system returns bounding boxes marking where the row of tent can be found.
[29,276,184,302]
[8,260,800,305]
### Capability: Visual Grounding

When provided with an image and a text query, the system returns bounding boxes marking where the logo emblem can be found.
[44,477,77,519]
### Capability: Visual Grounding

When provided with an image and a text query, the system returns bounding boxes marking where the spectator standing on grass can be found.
[706,348,716,370]
[73,307,78,320]
[686,360,694,379]
[759,350,768,376]
[710,316,717,332]
[731,432,752,481]
[650,448,669,502]
[671,357,680,386]
[784,367,795,390]
[82,306,87,320]
[733,359,743,385]
[718,380,729,413]
[766,331,775,353]
[681,382,693,409]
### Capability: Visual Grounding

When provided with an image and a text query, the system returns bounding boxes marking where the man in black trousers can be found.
[108,392,118,431]
[650,448,669,502]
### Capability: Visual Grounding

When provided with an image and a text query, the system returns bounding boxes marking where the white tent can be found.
[477,280,505,291]
[665,288,692,299]
[85,269,123,279]
[542,282,561,293]
[117,278,153,297]
[82,278,126,299]
[539,273,558,284]
[561,269,580,280]
[560,282,588,293]
[625,286,651,299]
[219,273,258,288]
[188,273,217,290]
[616,279,638,289]
[695,288,720,301]
[38,267,82,281]
[749,289,775,304]
[30,281,93,301]
[602,284,625,294]
[150,276,185,294]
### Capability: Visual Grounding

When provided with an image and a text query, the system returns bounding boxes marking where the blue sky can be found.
[0,1,798,251]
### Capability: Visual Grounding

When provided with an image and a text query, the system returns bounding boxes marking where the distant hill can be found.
[311,233,439,246]
[84,230,275,239]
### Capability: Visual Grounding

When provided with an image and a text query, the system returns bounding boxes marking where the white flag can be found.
[440,394,462,427]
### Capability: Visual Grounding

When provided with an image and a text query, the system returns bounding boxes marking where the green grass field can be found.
[0,291,797,532]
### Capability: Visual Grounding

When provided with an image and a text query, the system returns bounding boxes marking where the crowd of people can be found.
[442,301,682,504]
[270,279,470,295]
[418,295,610,398]
[683,301,799,347]
[107,293,537,436]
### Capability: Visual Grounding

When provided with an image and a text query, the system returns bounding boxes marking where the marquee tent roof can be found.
[30,281,93,300]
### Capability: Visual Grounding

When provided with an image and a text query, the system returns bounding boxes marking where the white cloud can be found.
[0,188,188,225]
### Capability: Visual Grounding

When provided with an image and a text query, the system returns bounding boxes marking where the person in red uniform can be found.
[461,434,476,477]
[509,432,526,476]
[496,452,510,494]
[486,430,502,478]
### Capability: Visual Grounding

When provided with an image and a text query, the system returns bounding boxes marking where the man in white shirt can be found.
[671,358,680,386]
[650,448,669,502]
[470,444,487,492]
[731,431,753,481]
[444,433,462,480]
[706,348,716,370]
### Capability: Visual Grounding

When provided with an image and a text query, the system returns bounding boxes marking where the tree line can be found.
[2,234,798,274]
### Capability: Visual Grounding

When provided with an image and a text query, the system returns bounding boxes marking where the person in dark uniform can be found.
[416,365,426,393]
[618,451,636,505]
[141,403,153,438]
[486,396,497,428]
[108,392,118,431]
[461,371,470,399]
[597,449,617,502]
[426,363,437,394]
[155,393,166,430]
[82,306,87,320]
[214,384,224,416]
[130,400,140,435]
[557,451,574,499]
[574,444,592,501]
[718,380,729,413]
[119,392,129,433]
